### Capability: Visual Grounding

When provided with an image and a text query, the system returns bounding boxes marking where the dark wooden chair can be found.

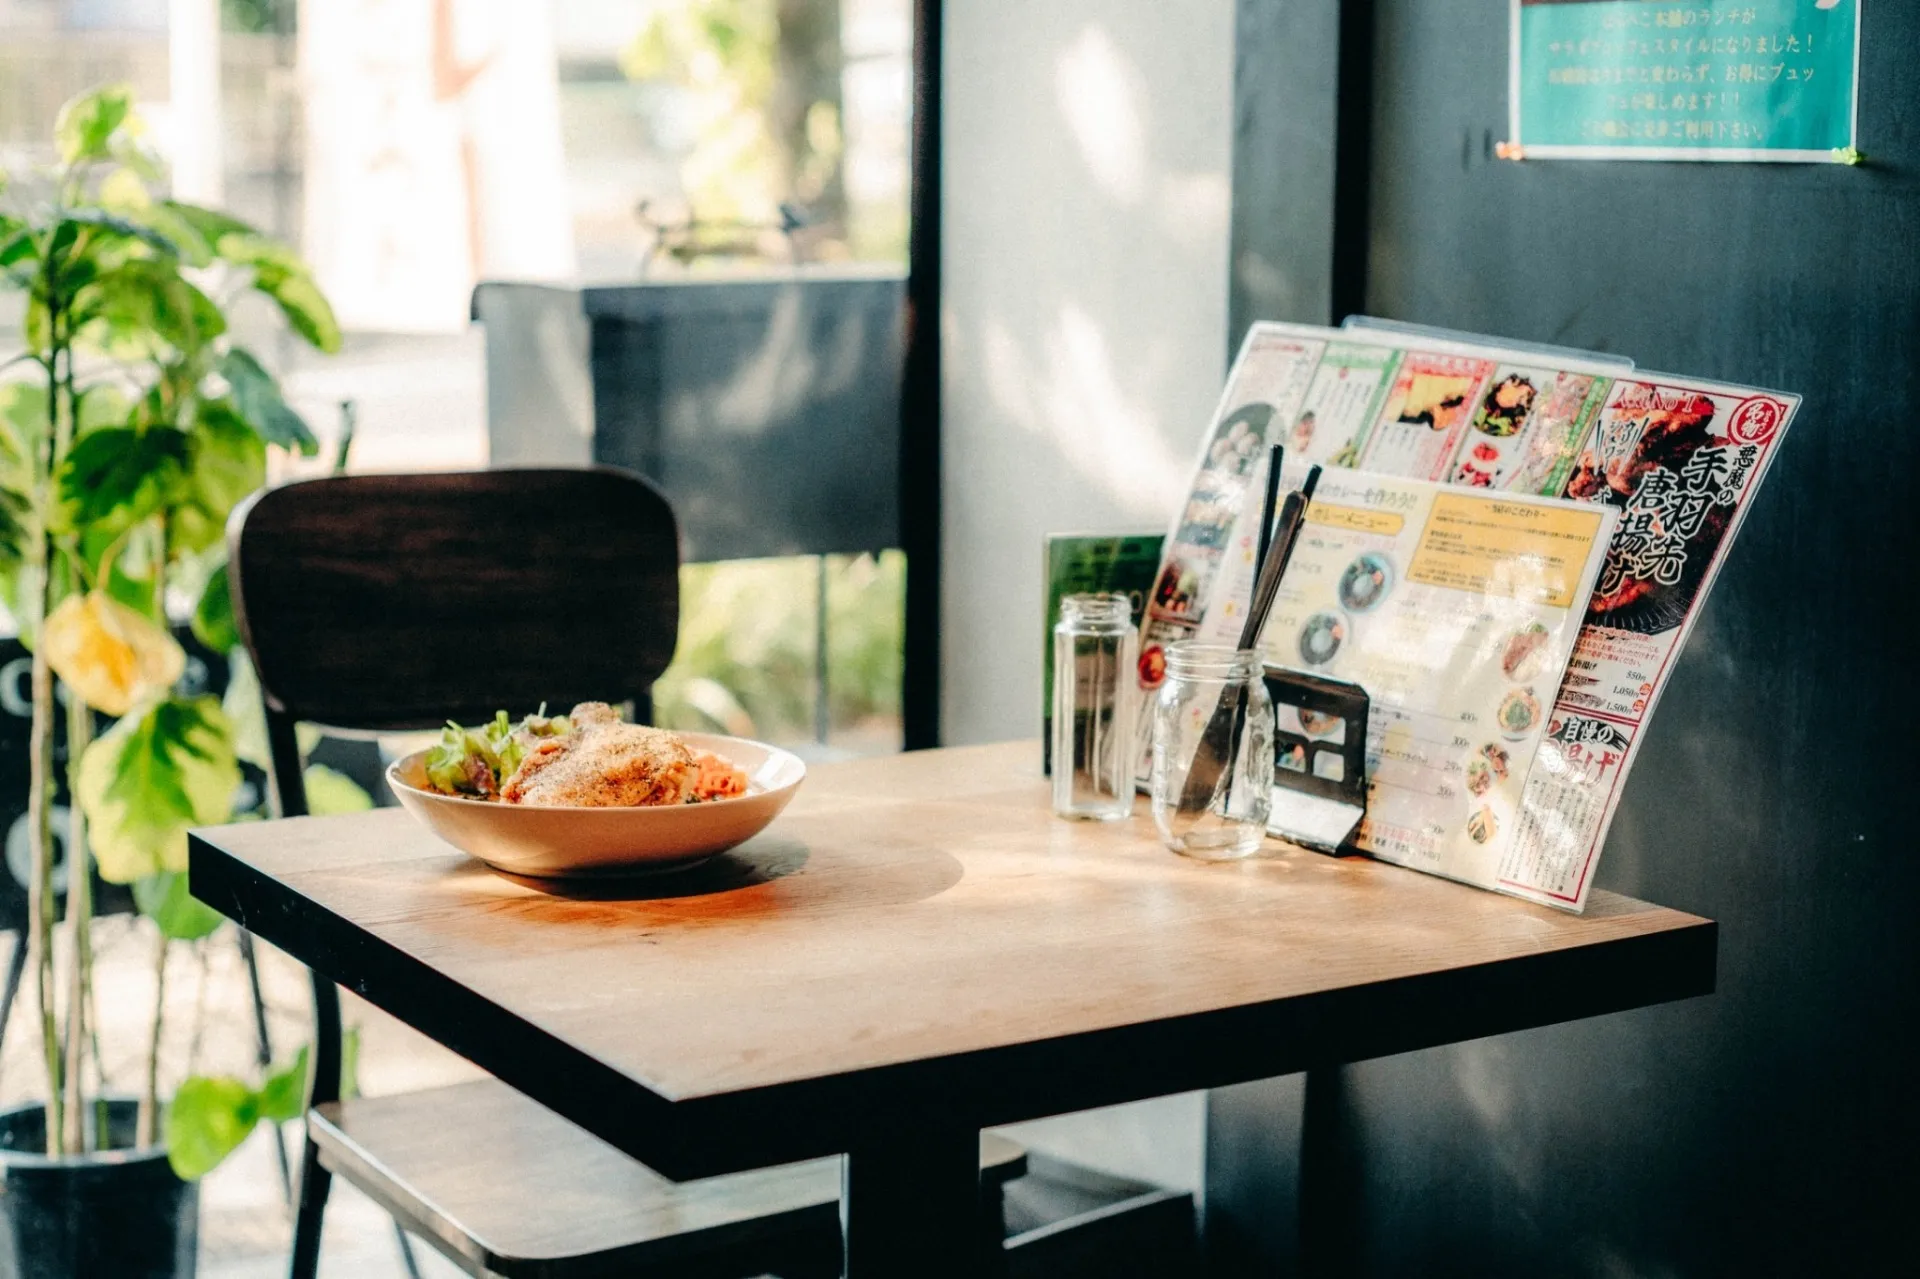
[225,468,1025,1279]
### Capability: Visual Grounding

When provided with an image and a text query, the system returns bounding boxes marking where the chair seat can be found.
[311,1078,1027,1278]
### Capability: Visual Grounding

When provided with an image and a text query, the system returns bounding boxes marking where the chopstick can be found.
[1254,445,1284,582]
[1238,466,1317,651]
[1199,464,1322,818]
[1237,494,1301,649]
[1176,462,1324,820]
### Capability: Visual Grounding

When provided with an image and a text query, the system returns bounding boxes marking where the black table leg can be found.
[841,1123,983,1278]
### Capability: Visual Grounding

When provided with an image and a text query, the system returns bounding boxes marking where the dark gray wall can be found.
[1211,2,1920,1275]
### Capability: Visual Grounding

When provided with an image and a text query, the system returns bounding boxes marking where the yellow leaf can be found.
[99,167,151,212]
[43,592,185,716]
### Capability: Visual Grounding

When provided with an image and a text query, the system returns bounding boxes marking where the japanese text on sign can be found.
[1511,0,1859,161]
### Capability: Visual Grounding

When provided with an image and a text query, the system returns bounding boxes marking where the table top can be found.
[190,741,1714,1181]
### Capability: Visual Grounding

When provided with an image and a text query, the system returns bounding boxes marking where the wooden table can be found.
[189,742,1714,1277]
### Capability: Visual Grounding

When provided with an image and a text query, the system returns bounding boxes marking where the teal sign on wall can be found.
[1510,0,1860,161]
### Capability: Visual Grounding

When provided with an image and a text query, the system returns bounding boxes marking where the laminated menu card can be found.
[1204,472,1617,897]
[1144,320,1796,911]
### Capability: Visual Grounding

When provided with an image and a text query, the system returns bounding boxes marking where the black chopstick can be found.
[1197,462,1322,815]
[1237,491,1306,650]
[1254,445,1284,582]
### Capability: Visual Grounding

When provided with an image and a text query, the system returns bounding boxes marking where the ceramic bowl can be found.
[385,732,806,878]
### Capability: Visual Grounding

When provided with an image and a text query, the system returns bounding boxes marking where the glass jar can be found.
[1150,644,1273,859]
[1051,593,1139,821]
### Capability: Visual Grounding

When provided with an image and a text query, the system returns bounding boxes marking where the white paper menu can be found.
[1188,470,1617,896]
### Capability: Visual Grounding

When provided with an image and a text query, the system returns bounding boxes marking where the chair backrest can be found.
[228,467,681,736]
[225,467,680,1108]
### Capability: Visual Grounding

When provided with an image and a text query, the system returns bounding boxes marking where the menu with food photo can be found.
[1138,331,1322,702]
[1245,473,1619,895]
[1451,365,1612,496]
[1142,321,1795,910]
[1357,352,1497,481]
[1500,375,1796,908]
[1285,341,1402,469]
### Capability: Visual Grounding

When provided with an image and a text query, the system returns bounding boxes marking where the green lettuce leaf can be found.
[422,709,572,797]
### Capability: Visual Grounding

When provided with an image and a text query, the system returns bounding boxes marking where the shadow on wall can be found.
[966,21,1228,522]
[943,3,1233,749]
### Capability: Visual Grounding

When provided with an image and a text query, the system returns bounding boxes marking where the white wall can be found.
[941,0,1234,747]
[940,0,1235,1198]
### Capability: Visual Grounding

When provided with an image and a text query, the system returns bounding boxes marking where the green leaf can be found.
[102,555,160,618]
[56,426,191,538]
[165,1075,258,1180]
[171,404,266,555]
[222,649,271,772]
[76,695,241,883]
[0,380,47,502]
[57,208,180,262]
[120,201,213,269]
[192,560,238,652]
[98,166,151,213]
[0,561,44,650]
[340,1026,363,1100]
[0,486,25,566]
[111,137,166,185]
[165,209,338,351]
[254,262,340,354]
[55,85,134,165]
[162,201,260,253]
[75,382,134,437]
[82,517,162,616]
[0,215,34,269]
[133,869,225,941]
[22,296,51,354]
[71,258,222,360]
[304,764,374,816]
[256,1047,310,1123]
[0,491,26,583]
[220,239,341,353]
[218,349,318,454]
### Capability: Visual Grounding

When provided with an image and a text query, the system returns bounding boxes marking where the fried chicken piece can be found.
[567,701,622,730]
[500,704,695,807]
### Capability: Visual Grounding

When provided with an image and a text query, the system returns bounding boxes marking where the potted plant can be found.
[0,85,343,1276]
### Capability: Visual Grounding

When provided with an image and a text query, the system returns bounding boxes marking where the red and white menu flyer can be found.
[1497,376,1795,908]
[1142,321,1797,911]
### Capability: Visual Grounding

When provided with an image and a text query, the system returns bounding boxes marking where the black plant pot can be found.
[0,1099,197,1278]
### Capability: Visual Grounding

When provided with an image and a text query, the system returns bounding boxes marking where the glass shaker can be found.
[1051,593,1139,820]
[1150,643,1273,859]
